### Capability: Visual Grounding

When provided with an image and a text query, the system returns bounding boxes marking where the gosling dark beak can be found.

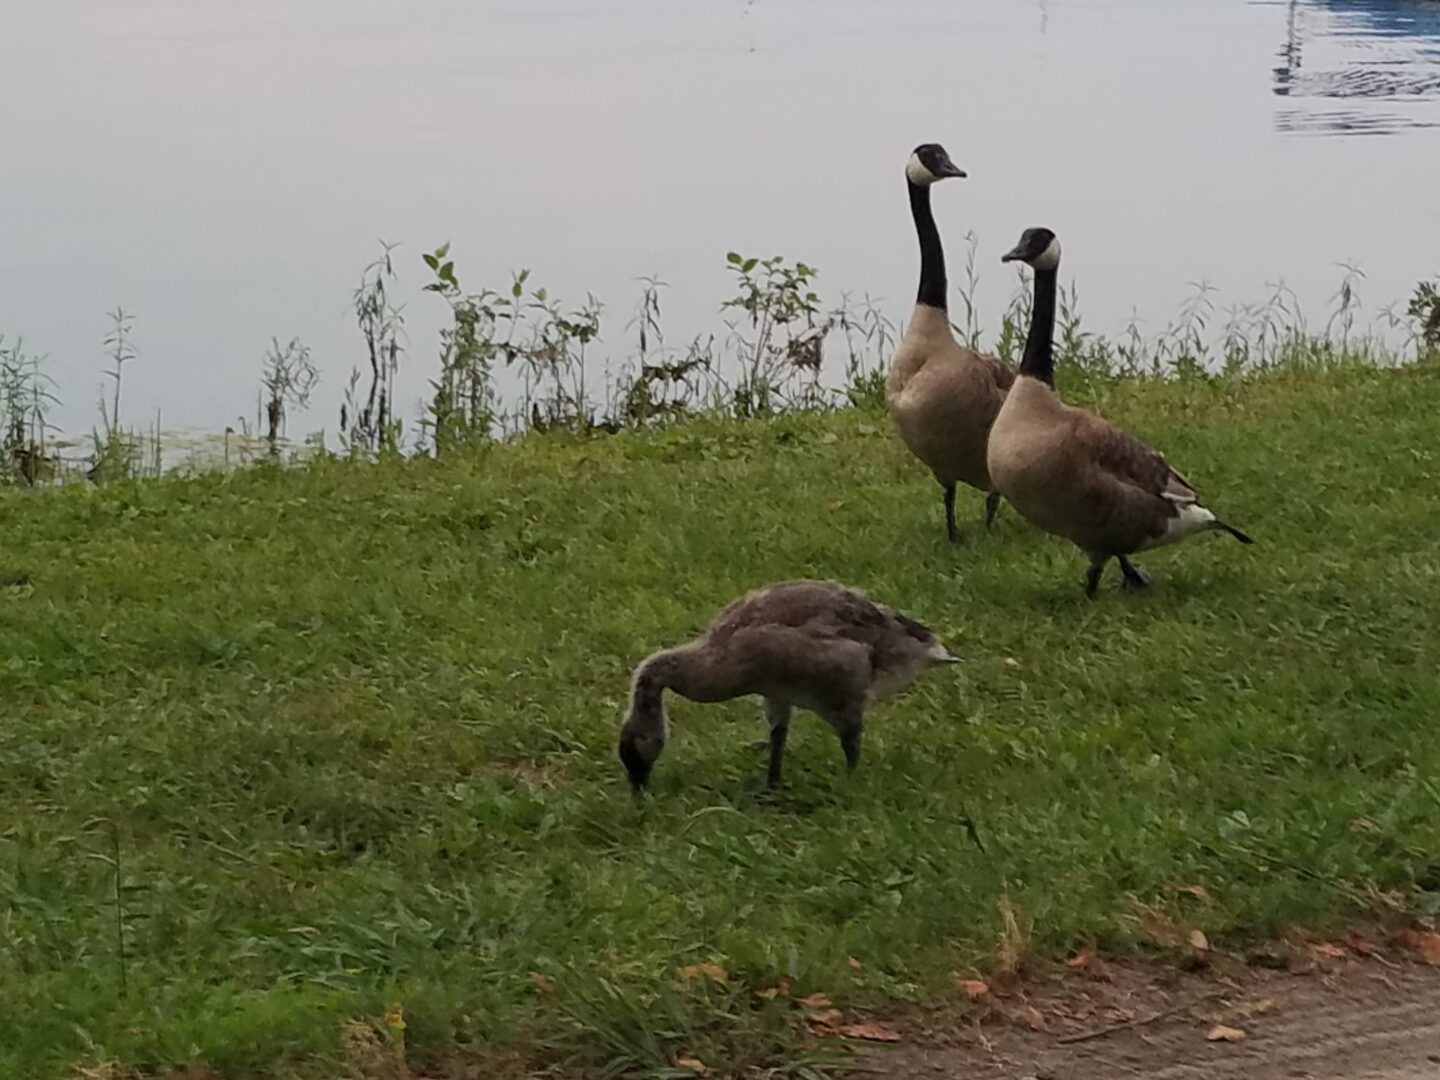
[1001,246,1025,263]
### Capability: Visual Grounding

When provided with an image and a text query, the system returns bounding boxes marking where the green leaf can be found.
[536,287,548,302]
[742,258,758,273]
[726,252,742,265]
[512,281,523,298]
[440,261,456,282]
[435,241,451,259]
[422,253,439,271]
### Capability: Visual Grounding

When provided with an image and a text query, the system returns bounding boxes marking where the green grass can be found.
[4,363,1440,1079]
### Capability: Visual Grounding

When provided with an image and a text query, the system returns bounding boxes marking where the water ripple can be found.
[1264,0,1440,135]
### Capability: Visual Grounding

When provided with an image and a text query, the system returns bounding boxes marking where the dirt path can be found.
[856,951,1440,1079]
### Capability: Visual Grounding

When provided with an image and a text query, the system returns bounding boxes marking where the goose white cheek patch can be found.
[1031,237,1062,272]
[906,154,938,185]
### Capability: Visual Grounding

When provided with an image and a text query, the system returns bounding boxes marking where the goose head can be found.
[906,143,967,186]
[617,705,666,792]
[1002,227,1061,272]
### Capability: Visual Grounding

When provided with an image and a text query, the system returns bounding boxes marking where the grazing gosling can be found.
[986,227,1254,598]
[886,142,1016,542]
[618,580,960,792]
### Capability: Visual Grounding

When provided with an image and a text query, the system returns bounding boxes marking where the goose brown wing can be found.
[975,350,1017,393]
[1077,411,1196,503]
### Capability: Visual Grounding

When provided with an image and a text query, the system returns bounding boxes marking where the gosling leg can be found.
[764,699,792,788]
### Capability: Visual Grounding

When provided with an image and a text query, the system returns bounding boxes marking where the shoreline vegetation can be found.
[4,240,1438,487]
[3,248,1440,1080]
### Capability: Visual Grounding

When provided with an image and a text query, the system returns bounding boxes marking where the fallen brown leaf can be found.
[1025,1006,1048,1033]
[1139,910,1185,949]
[1189,930,1211,952]
[1172,883,1212,901]
[1347,933,1374,956]
[806,1008,845,1031]
[755,975,793,1001]
[957,979,990,1000]
[1207,1024,1247,1042]
[675,1056,711,1077]
[1067,949,1096,969]
[799,992,833,1009]
[1104,1007,1137,1024]
[837,1021,902,1043]
[1311,942,1348,961]
[679,963,729,984]
[1396,929,1440,966]
[527,971,553,994]
[847,956,864,972]
[1003,657,1023,668]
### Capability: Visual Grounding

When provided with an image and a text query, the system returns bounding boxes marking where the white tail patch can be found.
[1139,500,1218,551]
[928,641,963,663]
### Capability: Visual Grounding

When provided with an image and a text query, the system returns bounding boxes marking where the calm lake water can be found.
[2,0,1439,439]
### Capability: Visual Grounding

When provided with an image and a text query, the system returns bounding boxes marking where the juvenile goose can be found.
[886,142,1016,542]
[986,227,1254,598]
[617,580,960,792]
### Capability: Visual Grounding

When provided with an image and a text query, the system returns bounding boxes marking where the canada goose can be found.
[986,227,1254,598]
[886,143,1016,542]
[617,580,960,792]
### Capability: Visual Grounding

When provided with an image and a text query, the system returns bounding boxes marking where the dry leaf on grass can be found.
[1138,910,1185,949]
[1025,1006,1048,1033]
[1104,1007,1137,1024]
[1396,929,1440,966]
[806,1008,845,1032]
[1171,883,1212,901]
[1311,942,1348,961]
[837,1021,902,1043]
[527,971,553,994]
[957,979,990,1000]
[679,963,729,984]
[1189,930,1211,952]
[847,956,864,972]
[675,1056,712,1077]
[799,992,833,1009]
[755,976,793,1001]
[1207,1025,1247,1042]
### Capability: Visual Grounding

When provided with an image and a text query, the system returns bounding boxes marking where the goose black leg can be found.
[1118,556,1151,591]
[984,490,1002,530]
[1084,557,1109,599]
[827,705,864,775]
[764,699,792,788]
[943,482,959,543]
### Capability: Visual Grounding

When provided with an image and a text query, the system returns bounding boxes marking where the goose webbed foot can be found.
[1119,556,1151,591]
[984,491,1002,530]
[943,482,960,543]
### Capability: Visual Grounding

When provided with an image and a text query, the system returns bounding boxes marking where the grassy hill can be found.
[4,362,1439,1079]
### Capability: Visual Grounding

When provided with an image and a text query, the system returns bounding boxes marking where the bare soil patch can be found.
[855,944,1440,1079]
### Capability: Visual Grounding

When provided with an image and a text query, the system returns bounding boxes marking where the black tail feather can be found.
[1216,520,1254,545]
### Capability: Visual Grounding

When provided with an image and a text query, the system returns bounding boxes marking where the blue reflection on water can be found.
[1266,0,1440,134]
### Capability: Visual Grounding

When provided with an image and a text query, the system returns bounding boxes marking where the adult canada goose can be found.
[886,143,1016,542]
[986,227,1254,598]
[617,580,960,792]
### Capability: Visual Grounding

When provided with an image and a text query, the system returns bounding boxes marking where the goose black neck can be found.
[1020,267,1058,388]
[908,181,948,311]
